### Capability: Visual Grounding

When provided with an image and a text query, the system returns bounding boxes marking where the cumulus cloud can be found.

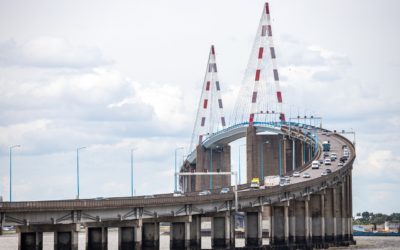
[0,37,112,69]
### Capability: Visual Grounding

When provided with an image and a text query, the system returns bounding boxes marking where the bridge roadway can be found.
[0,124,355,250]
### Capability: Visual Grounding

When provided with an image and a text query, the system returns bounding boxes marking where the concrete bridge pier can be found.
[324,188,335,244]
[118,227,134,250]
[288,200,296,244]
[55,231,78,250]
[142,222,159,249]
[189,216,201,247]
[334,185,343,243]
[170,222,190,249]
[87,227,107,250]
[294,139,304,168]
[19,232,43,250]
[211,212,234,248]
[270,204,289,246]
[245,211,262,247]
[310,194,323,246]
[292,199,308,245]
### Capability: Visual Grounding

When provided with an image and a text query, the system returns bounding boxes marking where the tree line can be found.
[354,212,400,225]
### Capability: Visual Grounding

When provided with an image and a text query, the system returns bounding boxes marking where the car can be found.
[326,168,332,174]
[303,173,311,178]
[324,152,330,158]
[324,158,331,165]
[340,156,348,162]
[220,188,230,194]
[321,171,328,176]
[293,171,300,177]
[330,153,337,161]
[199,190,211,196]
[311,160,320,169]
[338,162,344,167]
[144,195,154,199]
[319,159,324,164]
[173,192,183,197]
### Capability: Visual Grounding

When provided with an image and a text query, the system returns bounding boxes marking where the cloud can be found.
[0,37,112,69]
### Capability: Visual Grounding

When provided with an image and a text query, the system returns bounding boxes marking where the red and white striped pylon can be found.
[233,1,285,126]
[190,45,227,151]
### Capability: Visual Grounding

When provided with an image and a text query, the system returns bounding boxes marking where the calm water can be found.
[0,232,399,249]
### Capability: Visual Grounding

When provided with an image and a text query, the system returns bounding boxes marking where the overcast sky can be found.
[0,0,399,215]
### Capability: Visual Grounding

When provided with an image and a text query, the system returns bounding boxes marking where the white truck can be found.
[264,175,281,187]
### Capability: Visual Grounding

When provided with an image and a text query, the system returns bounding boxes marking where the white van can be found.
[311,160,320,169]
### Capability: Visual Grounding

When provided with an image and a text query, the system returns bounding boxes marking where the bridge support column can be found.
[283,138,295,175]
[19,232,43,250]
[310,194,323,245]
[119,227,136,250]
[55,231,78,250]
[289,200,296,244]
[324,188,335,244]
[334,186,342,243]
[292,139,296,171]
[270,203,290,247]
[305,198,311,245]
[189,215,201,247]
[211,213,233,248]
[87,227,107,250]
[170,222,191,249]
[348,173,354,243]
[245,211,262,247]
[342,178,349,242]
[142,222,159,248]
[294,199,306,244]
[294,139,303,168]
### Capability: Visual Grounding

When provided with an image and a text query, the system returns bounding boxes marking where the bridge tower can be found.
[231,1,303,183]
[183,45,230,192]
[232,2,285,126]
[190,45,227,150]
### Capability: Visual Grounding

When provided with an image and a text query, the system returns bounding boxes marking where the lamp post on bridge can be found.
[174,147,184,193]
[130,148,138,197]
[9,144,21,202]
[76,146,86,199]
[339,129,356,148]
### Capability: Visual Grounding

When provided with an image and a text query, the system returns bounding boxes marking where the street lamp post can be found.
[174,147,184,193]
[76,147,86,199]
[238,144,246,184]
[130,149,137,197]
[9,145,21,202]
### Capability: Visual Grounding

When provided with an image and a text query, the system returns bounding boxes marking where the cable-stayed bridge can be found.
[0,2,355,250]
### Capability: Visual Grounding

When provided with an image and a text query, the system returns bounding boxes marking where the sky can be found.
[0,0,399,215]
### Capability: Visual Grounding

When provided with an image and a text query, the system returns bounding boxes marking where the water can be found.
[0,233,399,250]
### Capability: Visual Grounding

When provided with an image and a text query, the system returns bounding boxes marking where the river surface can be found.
[0,232,399,249]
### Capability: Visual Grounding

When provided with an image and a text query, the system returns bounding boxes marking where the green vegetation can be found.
[354,212,400,225]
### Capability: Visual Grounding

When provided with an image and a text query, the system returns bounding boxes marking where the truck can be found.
[322,141,331,152]
[264,175,281,187]
[250,178,260,188]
